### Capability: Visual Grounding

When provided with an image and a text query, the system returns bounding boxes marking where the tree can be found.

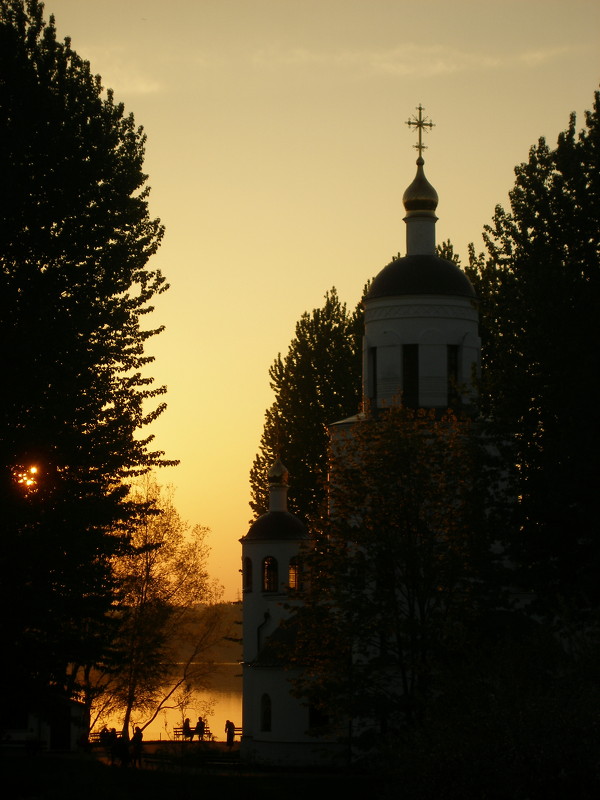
[437,239,461,266]
[466,90,600,611]
[249,287,363,522]
[0,0,174,714]
[76,477,225,737]
[287,404,496,755]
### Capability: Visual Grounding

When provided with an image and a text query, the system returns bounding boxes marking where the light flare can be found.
[14,465,39,490]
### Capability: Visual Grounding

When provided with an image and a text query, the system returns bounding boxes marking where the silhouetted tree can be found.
[437,239,461,265]
[249,287,363,521]
[287,404,497,755]
[0,0,174,714]
[466,89,600,613]
[77,477,224,737]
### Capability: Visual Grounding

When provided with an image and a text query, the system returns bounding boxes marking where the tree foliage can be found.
[249,287,363,521]
[0,0,174,711]
[466,90,600,610]
[287,404,496,750]
[77,477,224,737]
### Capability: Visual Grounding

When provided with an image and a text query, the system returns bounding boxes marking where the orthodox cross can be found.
[406,104,435,157]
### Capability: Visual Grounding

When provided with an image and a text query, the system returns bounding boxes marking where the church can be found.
[239,107,481,767]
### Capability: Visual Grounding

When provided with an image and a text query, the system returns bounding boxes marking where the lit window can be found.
[288,557,300,591]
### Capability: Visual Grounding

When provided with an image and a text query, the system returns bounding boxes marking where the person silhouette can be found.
[225,719,235,748]
[182,717,193,740]
[194,717,205,741]
[131,726,143,767]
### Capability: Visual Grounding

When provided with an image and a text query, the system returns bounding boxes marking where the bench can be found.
[173,725,211,741]
[234,727,242,738]
[89,730,122,745]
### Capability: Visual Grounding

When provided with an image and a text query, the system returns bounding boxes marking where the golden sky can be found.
[45,0,599,600]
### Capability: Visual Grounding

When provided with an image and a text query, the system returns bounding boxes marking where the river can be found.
[101,661,243,743]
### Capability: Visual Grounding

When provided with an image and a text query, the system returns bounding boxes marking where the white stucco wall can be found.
[363,293,480,408]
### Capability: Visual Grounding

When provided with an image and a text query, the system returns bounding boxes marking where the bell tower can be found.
[362,105,480,412]
[241,459,326,766]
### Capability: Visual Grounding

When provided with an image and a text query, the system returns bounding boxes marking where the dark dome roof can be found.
[366,254,476,300]
[244,510,308,542]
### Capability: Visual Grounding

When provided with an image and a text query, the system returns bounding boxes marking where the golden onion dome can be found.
[402,157,439,216]
[267,457,289,485]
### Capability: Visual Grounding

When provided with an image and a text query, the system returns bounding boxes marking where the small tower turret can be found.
[240,459,315,765]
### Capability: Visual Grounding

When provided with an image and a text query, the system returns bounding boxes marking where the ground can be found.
[1,743,378,800]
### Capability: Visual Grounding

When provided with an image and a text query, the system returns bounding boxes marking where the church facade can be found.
[239,458,343,766]
[240,107,481,767]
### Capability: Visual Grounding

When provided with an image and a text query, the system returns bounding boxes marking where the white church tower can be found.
[362,105,480,412]
[240,459,336,766]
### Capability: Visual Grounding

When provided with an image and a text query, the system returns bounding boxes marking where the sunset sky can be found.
[46,0,599,600]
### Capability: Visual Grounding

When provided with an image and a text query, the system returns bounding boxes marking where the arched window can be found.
[243,557,252,593]
[447,344,460,408]
[262,556,278,593]
[260,694,272,732]
[402,343,419,407]
[288,556,300,591]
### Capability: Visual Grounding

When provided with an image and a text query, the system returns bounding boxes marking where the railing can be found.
[89,730,122,744]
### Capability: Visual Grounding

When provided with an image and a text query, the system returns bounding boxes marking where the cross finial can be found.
[406,104,434,158]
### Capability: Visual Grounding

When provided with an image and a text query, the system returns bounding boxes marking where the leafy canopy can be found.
[286,403,494,740]
[466,89,600,609]
[0,0,175,709]
[249,287,363,521]
[79,477,224,737]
